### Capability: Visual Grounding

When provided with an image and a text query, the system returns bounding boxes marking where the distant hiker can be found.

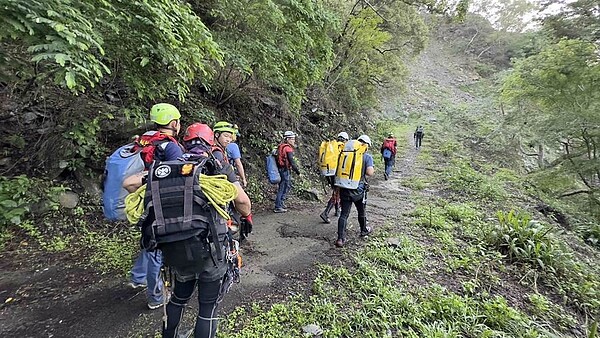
[274,131,300,213]
[123,123,252,338]
[319,132,349,223]
[128,103,184,310]
[414,125,424,149]
[226,126,247,188]
[334,135,375,247]
[380,133,397,180]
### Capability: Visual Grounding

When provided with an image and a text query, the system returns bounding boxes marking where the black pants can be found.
[337,197,366,240]
[415,133,423,148]
[163,277,223,338]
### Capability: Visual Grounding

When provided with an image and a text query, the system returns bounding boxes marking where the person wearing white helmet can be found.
[274,131,300,213]
[335,134,374,247]
[319,131,349,223]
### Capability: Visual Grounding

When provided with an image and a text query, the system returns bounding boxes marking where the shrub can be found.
[485,210,567,272]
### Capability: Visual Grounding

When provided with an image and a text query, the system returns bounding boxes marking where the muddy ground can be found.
[0,133,421,338]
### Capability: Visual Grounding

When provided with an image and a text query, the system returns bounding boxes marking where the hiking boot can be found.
[273,208,288,213]
[319,211,330,224]
[360,226,373,237]
[384,173,388,180]
[335,239,346,248]
[128,281,147,289]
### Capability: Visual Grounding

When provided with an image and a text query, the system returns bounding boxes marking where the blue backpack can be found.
[382,148,392,159]
[265,150,281,184]
[102,143,145,220]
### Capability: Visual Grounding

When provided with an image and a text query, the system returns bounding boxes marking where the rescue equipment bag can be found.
[102,131,176,221]
[318,140,340,176]
[266,149,281,184]
[335,140,368,190]
[139,158,229,268]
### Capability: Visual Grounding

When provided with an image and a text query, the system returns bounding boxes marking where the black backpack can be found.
[139,156,229,268]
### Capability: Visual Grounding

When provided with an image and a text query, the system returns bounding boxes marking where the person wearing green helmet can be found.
[212,121,237,165]
[127,102,185,310]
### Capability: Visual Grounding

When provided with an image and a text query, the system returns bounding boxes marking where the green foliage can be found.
[442,159,506,201]
[363,234,425,271]
[63,115,108,170]
[79,226,138,274]
[575,222,600,249]
[486,210,567,272]
[502,38,600,212]
[200,0,336,111]
[323,1,428,112]
[1,0,222,99]
[0,175,37,227]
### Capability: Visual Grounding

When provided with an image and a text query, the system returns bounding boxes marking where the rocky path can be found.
[0,132,421,338]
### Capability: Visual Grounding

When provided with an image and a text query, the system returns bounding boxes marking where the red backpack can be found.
[277,143,291,168]
[134,131,180,168]
[382,138,396,155]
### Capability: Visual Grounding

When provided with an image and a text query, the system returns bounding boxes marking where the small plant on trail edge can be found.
[0,176,64,248]
[485,210,566,273]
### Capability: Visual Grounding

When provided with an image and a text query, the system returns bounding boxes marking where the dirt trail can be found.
[0,133,421,338]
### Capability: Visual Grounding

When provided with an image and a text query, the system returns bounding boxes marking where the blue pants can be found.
[131,249,164,304]
[275,169,291,209]
[384,156,395,177]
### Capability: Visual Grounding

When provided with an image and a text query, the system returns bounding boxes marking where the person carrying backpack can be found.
[123,123,252,338]
[335,135,375,247]
[128,103,184,310]
[319,132,348,223]
[380,133,397,180]
[274,131,300,213]
[414,125,424,149]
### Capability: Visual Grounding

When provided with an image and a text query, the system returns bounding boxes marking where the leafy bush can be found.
[485,210,567,272]
[1,0,222,99]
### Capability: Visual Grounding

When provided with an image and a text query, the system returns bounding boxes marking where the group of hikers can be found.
[103,103,254,338]
[102,102,426,338]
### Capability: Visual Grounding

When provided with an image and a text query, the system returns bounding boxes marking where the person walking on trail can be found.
[414,125,424,149]
[128,103,184,310]
[226,127,248,188]
[320,131,349,223]
[123,123,253,338]
[380,133,397,180]
[274,131,300,213]
[335,135,374,248]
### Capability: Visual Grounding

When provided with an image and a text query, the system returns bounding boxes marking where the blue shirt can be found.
[226,143,241,167]
[162,142,184,161]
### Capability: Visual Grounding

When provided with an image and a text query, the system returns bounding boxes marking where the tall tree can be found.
[542,0,600,42]
[502,39,600,204]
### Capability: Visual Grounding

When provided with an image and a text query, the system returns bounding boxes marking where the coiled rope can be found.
[124,173,238,224]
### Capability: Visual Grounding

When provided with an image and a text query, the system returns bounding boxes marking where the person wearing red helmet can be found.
[165,122,252,338]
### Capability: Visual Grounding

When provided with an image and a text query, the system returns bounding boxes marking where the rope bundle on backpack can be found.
[124,174,238,224]
[125,184,147,224]
[199,174,238,219]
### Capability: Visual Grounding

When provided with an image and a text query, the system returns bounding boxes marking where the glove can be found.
[240,213,253,239]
